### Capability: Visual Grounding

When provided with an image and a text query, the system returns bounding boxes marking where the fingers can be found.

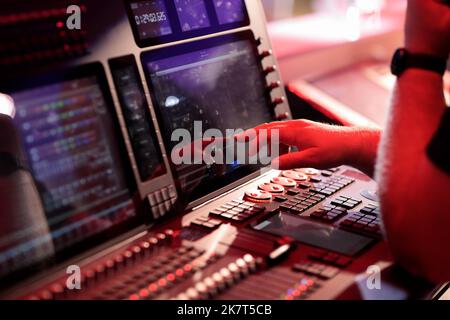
[271,149,321,170]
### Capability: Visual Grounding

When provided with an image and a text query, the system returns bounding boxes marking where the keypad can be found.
[190,217,223,230]
[310,205,347,222]
[279,191,326,215]
[309,176,354,197]
[148,185,177,219]
[340,212,382,236]
[308,249,353,268]
[359,204,380,216]
[293,261,340,279]
[330,195,362,210]
[210,200,265,222]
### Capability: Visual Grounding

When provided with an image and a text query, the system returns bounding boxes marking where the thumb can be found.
[271,149,320,170]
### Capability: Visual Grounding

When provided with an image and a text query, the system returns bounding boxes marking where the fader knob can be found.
[295,168,320,176]
[258,182,285,194]
[244,190,272,203]
[271,177,296,188]
[282,170,309,181]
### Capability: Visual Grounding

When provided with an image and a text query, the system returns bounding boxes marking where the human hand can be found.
[404,0,450,59]
[249,120,381,177]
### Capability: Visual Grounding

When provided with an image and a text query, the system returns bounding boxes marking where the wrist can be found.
[343,128,381,176]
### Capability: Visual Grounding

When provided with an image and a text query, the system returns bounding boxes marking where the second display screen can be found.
[127,0,249,47]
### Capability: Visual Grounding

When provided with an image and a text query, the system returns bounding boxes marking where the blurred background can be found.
[262,0,389,21]
[258,0,443,128]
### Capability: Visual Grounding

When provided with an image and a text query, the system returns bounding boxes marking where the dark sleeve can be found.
[427,108,450,174]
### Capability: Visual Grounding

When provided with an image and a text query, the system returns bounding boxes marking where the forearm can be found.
[376,69,450,282]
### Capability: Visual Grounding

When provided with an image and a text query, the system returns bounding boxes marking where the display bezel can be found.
[141,30,275,205]
[0,62,144,289]
[109,55,167,183]
[124,0,250,48]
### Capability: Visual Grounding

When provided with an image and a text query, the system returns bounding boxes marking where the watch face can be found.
[391,48,408,76]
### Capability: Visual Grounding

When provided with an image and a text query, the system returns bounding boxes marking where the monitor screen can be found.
[126,0,250,47]
[213,0,247,25]
[175,0,211,32]
[142,31,274,203]
[0,64,140,284]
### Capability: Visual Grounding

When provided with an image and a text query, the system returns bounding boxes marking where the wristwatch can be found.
[0,151,26,176]
[391,48,447,77]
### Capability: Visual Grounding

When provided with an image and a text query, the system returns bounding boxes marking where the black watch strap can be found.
[391,49,447,77]
[0,151,27,176]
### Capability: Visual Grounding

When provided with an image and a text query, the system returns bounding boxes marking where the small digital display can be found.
[253,213,374,256]
[126,0,249,47]
[130,0,172,39]
[214,0,247,25]
[175,0,211,32]
[142,32,273,202]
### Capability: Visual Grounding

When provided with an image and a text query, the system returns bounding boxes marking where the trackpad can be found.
[253,213,374,256]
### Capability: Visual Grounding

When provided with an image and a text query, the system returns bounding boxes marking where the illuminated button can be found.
[258,182,285,194]
[236,258,247,269]
[140,241,151,251]
[271,177,296,188]
[220,268,232,283]
[39,290,53,300]
[83,270,96,283]
[296,168,320,176]
[203,277,216,290]
[263,65,277,76]
[129,294,139,300]
[50,283,64,298]
[282,170,308,181]
[114,255,124,266]
[227,263,241,281]
[244,190,272,203]
[243,254,255,264]
[184,264,193,272]
[177,293,189,300]
[195,283,208,296]
[166,273,175,282]
[211,272,226,291]
[186,288,199,300]
[156,233,167,242]
[175,269,184,277]
[228,263,239,273]
[132,246,142,256]
[123,250,134,264]
[165,229,174,239]
[148,283,158,293]
[105,260,115,272]
[148,237,159,246]
[95,265,106,278]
